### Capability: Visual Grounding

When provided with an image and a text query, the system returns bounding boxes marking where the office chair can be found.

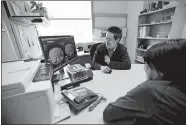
[90,43,102,60]
[85,43,102,69]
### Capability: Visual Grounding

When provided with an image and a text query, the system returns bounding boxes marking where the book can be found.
[139,26,150,38]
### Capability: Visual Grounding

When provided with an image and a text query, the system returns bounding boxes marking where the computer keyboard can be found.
[33,63,52,82]
[66,64,91,82]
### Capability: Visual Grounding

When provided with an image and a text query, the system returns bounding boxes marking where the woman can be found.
[103,39,186,125]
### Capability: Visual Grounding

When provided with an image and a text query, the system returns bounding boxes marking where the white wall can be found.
[182,20,186,38]
[181,4,186,39]
[169,3,186,39]
[93,1,128,28]
[93,1,128,13]
[126,1,144,63]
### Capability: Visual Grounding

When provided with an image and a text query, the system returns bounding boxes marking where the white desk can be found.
[58,64,146,124]
[77,51,90,57]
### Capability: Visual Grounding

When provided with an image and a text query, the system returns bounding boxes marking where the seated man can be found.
[103,39,186,125]
[92,26,131,73]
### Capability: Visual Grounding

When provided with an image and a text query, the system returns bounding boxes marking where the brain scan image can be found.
[65,44,75,57]
[49,47,64,65]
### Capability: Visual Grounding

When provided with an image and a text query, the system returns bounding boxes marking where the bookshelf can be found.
[11,16,49,26]
[137,37,170,40]
[135,2,186,64]
[138,21,172,26]
[139,6,176,16]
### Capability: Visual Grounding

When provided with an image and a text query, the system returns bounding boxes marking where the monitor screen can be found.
[39,35,78,72]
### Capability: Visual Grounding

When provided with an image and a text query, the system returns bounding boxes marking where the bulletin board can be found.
[10,22,42,59]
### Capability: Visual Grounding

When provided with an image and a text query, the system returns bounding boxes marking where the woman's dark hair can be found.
[143,39,186,81]
[107,26,122,41]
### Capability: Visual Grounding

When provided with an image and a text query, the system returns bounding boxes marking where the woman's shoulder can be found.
[127,80,171,96]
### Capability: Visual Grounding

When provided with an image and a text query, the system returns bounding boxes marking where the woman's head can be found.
[143,39,186,81]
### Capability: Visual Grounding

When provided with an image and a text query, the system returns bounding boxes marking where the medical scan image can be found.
[65,44,75,57]
[49,47,64,65]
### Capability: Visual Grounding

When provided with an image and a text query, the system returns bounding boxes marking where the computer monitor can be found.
[39,35,78,73]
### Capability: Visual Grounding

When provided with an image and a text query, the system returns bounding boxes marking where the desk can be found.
[77,51,90,57]
[58,64,146,124]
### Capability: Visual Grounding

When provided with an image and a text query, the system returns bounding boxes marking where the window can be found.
[36,1,92,44]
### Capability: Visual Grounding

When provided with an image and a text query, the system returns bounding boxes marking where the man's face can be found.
[105,32,118,50]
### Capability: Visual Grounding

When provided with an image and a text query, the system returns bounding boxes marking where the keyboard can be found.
[33,63,53,82]
[66,64,92,82]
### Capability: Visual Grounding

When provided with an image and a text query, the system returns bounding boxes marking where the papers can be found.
[53,101,71,124]
[93,29,106,42]
[93,29,102,40]
[53,84,71,124]
[14,24,42,59]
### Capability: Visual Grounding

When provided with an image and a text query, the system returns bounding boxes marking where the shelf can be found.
[138,37,170,40]
[135,59,144,64]
[11,16,49,26]
[139,6,176,16]
[136,48,147,52]
[138,21,172,26]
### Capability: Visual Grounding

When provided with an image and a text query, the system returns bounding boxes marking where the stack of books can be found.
[139,26,150,38]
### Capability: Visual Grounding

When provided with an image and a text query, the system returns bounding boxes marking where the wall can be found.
[126,1,144,63]
[182,20,186,38]
[93,1,128,13]
[93,1,128,30]
[181,4,186,39]
[169,3,186,39]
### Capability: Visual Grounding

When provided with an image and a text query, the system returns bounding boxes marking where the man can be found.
[92,26,131,73]
[103,39,186,125]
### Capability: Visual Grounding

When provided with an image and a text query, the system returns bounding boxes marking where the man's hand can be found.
[104,55,110,65]
[100,66,111,73]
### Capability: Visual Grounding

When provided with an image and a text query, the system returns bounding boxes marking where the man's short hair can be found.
[107,26,122,41]
[143,39,186,81]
